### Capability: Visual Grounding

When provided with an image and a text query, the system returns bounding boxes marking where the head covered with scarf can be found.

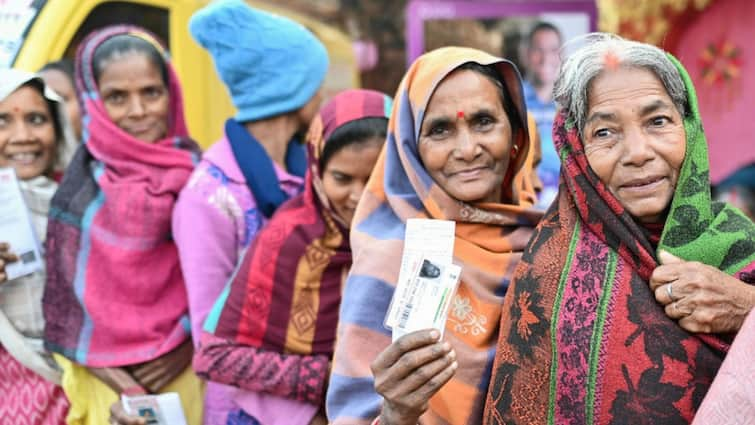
[326,47,542,425]
[0,69,78,230]
[484,34,755,425]
[43,25,200,367]
[0,69,78,385]
[0,69,78,180]
[204,89,392,355]
[192,90,391,415]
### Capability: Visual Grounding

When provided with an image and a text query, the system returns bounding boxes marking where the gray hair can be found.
[553,33,688,137]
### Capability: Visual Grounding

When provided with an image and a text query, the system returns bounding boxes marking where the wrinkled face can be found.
[527,29,561,86]
[418,69,513,204]
[583,67,686,223]
[0,85,57,180]
[40,68,82,140]
[97,51,169,143]
[321,138,382,224]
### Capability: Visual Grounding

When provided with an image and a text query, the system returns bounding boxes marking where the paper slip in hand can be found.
[385,219,460,341]
[0,168,43,280]
[121,393,187,425]
[391,258,461,342]
[385,219,456,329]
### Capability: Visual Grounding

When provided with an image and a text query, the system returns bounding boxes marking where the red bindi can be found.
[457,111,464,119]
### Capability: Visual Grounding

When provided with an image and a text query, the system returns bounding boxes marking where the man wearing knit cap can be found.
[172,1,329,424]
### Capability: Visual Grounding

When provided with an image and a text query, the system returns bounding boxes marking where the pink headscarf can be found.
[43,25,200,367]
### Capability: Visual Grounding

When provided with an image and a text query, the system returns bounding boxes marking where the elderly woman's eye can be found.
[105,92,126,105]
[474,115,495,130]
[650,116,670,127]
[144,86,165,99]
[0,114,9,128]
[594,128,611,138]
[429,125,449,138]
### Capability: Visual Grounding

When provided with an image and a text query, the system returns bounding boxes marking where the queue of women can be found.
[0,0,753,424]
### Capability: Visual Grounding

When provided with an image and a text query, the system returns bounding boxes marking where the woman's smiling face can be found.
[0,85,57,180]
[97,51,169,143]
[321,138,383,225]
[418,69,513,204]
[582,66,686,223]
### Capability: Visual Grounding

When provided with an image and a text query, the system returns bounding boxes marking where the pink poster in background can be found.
[672,0,755,183]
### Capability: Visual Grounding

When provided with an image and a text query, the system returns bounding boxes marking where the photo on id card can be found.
[121,393,188,425]
[122,397,165,425]
[391,257,461,342]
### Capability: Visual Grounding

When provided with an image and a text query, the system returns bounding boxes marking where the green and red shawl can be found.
[483,56,755,424]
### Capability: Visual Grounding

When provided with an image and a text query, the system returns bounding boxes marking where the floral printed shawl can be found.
[484,55,755,425]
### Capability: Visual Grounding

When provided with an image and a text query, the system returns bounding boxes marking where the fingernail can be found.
[451,361,458,370]
[442,342,451,351]
[447,350,456,360]
[429,330,440,339]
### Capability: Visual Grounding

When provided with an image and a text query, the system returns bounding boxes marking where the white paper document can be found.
[0,168,44,280]
[385,219,461,341]
[121,393,187,425]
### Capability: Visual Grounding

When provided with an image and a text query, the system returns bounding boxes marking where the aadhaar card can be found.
[385,219,456,330]
[391,258,462,342]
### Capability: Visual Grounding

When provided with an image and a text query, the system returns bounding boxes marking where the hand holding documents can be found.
[385,219,462,342]
[0,168,43,281]
[121,393,187,425]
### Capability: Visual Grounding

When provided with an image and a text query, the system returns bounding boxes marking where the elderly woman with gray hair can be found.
[483,34,755,424]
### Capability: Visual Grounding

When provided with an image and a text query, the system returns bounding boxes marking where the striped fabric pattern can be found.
[326,47,542,425]
[193,91,393,423]
[205,89,392,358]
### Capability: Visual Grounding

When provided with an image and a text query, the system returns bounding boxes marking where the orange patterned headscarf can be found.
[326,47,543,425]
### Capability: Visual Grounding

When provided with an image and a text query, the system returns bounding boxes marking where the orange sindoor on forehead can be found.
[603,51,621,70]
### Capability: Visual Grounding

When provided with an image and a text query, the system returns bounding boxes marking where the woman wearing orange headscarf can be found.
[326,47,542,425]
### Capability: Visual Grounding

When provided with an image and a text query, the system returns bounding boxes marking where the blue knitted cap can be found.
[189,0,329,122]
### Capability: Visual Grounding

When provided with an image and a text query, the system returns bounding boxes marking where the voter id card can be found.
[388,257,461,342]
[385,219,456,330]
